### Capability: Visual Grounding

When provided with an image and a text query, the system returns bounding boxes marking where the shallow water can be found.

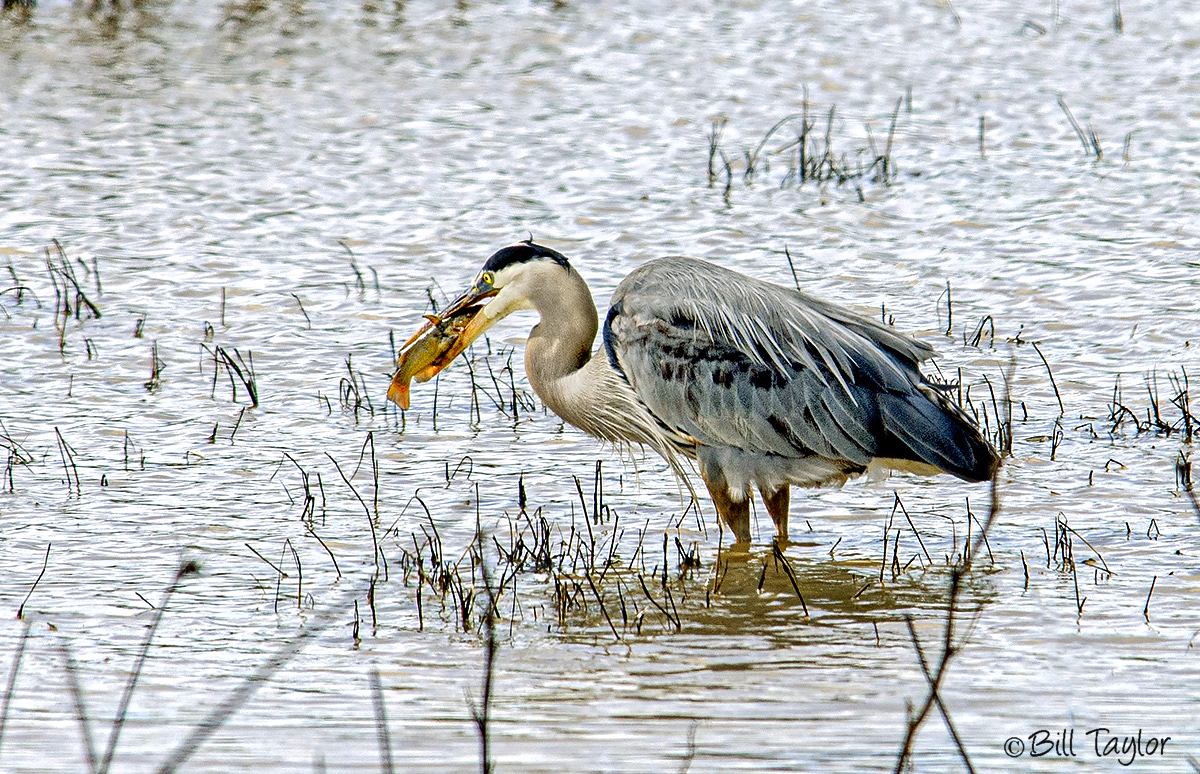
[1,1,1198,772]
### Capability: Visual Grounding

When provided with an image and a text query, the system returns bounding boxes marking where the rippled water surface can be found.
[2,1,1199,771]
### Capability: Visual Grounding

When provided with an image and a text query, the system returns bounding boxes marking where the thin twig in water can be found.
[369,668,395,774]
[58,638,98,773]
[305,523,342,579]
[55,428,81,494]
[894,493,932,566]
[285,540,303,609]
[1032,342,1065,416]
[229,406,246,443]
[48,239,102,320]
[0,621,32,759]
[98,561,200,774]
[467,527,498,774]
[339,240,367,297]
[783,246,801,291]
[706,119,727,186]
[291,293,312,329]
[17,543,51,619]
[155,584,365,774]
[209,346,259,407]
[144,341,165,393]
[893,357,1009,773]
[327,452,385,580]
[770,544,809,615]
[677,721,699,774]
[1056,94,1094,152]
[246,543,288,577]
[1057,96,1095,156]
[1143,576,1157,622]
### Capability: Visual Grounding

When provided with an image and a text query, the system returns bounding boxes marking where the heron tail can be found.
[876,390,1000,483]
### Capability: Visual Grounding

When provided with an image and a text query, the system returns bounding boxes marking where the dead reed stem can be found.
[208,346,258,407]
[1143,576,1157,621]
[369,668,395,774]
[893,358,1010,773]
[327,452,385,580]
[98,561,199,774]
[468,526,498,774]
[1179,454,1199,527]
[1031,342,1064,416]
[54,427,81,494]
[57,638,99,773]
[17,543,51,619]
[1057,95,1092,155]
[155,585,366,774]
[0,621,32,759]
[144,341,165,393]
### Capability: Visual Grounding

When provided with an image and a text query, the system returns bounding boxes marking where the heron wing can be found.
[604,257,992,479]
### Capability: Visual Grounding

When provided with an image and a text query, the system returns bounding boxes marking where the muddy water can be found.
[1,1,1198,771]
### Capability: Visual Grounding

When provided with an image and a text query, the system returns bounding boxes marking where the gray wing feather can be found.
[606,256,936,466]
[615,257,932,378]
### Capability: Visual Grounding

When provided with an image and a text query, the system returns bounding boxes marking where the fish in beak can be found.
[386,281,499,409]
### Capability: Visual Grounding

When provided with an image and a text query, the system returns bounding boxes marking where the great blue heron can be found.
[390,241,999,545]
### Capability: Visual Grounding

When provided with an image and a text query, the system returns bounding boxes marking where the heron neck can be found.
[524,266,600,422]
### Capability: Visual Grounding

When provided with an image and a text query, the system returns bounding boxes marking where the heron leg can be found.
[700,475,751,545]
[759,485,790,543]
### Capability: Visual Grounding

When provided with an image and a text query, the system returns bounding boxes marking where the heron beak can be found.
[395,283,493,350]
[425,282,500,369]
[437,282,498,328]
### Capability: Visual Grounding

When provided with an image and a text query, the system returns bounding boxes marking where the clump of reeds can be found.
[144,342,165,393]
[390,465,718,640]
[40,240,102,355]
[1,420,34,494]
[1057,95,1103,160]
[1108,368,1195,441]
[339,355,374,421]
[707,92,908,202]
[201,344,259,407]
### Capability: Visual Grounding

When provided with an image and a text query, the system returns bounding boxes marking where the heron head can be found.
[392,241,572,392]
[444,238,571,325]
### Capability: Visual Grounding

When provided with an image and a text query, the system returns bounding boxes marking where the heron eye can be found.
[481,271,495,287]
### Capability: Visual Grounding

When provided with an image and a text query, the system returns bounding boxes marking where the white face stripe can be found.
[478,258,572,320]
[483,282,536,320]
[488,262,527,288]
